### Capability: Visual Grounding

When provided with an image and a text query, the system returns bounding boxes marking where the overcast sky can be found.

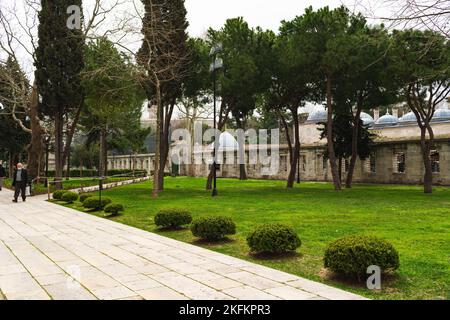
[185,0,344,37]
[0,0,396,117]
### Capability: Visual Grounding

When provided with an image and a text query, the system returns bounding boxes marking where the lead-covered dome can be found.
[375,112,398,127]
[306,107,327,123]
[399,111,417,123]
[432,108,450,121]
[360,112,374,126]
[208,131,239,152]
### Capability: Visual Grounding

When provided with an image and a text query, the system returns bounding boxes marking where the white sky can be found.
[185,0,344,37]
[0,0,400,119]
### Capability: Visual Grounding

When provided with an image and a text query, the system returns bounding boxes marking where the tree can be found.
[206,18,274,184]
[70,143,99,176]
[35,0,84,189]
[297,6,363,191]
[263,13,318,188]
[389,29,449,193]
[333,23,394,188]
[82,37,144,177]
[319,109,376,183]
[137,0,190,197]
[178,38,212,176]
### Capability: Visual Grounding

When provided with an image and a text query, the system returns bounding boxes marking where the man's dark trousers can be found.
[14,181,27,201]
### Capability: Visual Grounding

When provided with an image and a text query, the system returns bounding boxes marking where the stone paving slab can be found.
[0,189,367,300]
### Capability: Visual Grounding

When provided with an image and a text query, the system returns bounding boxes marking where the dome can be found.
[306,107,327,123]
[399,111,417,123]
[208,131,239,152]
[375,112,398,126]
[432,108,450,121]
[360,112,374,126]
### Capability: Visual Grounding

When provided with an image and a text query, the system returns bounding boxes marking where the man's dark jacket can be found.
[12,169,28,185]
[0,166,6,178]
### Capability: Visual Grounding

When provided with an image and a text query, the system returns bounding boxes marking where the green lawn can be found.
[59,177,450,300]
[3,176,133,195]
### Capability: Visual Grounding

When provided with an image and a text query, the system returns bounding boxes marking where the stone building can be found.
[108,104,450,186]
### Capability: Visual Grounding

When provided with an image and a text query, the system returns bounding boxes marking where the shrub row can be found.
[83,197,112,210]
[61,191,78,204]
[153,209,399,279]
[79,193,94,203]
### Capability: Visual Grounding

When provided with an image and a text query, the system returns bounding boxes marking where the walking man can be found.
[0,162,6,191]
[12,163,28,202]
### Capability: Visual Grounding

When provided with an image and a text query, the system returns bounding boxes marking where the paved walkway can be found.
[0,189,366,300]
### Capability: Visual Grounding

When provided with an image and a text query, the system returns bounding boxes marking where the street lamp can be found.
[210,43,223,197]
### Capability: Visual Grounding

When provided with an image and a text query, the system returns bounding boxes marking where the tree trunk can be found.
[287,107,300,188]
[157,101,175,192]
[152,80,162,198]
[235,116,247,180]
[420,126,434,194]
[65,150,71,180]
[326,73,341,191]
[54,110,64,189]
[62,99,83,174]
[26,84,45,181]
[346,100,363,188]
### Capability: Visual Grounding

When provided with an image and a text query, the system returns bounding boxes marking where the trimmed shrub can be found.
[79,193,94,203]
[61,191,78,204]
[52,190,66,200]
[247,223,301,254]
[190,216,236,241]
[324,235,400,278]
[82,197,112,210]
[104,203,124,215]
[154,209,192,229]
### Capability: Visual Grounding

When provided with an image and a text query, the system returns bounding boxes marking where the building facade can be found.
[108,105,450,186]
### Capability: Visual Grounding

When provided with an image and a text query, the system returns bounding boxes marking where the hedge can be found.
[104,203,125,215]
[61,191,79,204]
[247,223,301,254]
[190,216,236,241]
[324,235,400,278]
[154,209,192,229]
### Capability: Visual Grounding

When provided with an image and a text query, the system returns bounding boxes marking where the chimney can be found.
[392,108,399,118]
[374,108,380,121]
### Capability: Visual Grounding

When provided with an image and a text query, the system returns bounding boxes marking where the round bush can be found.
[83,197,112,210]
[324,235,399,278]
[104,203,124,215]
[154,209,192,229]
[190,216,236,241]
[61,191,78,204]
[79,193,94,203]
[52,190,66,200]
[247,223,301,254]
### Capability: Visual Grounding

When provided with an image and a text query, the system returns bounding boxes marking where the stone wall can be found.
[181,139,450,186]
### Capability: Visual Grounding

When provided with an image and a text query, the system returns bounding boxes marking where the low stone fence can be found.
[70,176,150,194]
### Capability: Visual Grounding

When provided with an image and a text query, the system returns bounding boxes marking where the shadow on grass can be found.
[248,251,302,261]
[319,268,400,291]
[156,226,190,232]
[191,237,236,246]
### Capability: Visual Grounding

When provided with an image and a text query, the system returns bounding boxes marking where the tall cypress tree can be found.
[35,0,84,188]
[138,0,189,196]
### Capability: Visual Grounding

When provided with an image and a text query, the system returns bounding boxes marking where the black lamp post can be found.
[210,43,223,197]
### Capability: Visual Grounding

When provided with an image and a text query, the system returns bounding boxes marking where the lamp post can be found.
[209,43,223,197]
